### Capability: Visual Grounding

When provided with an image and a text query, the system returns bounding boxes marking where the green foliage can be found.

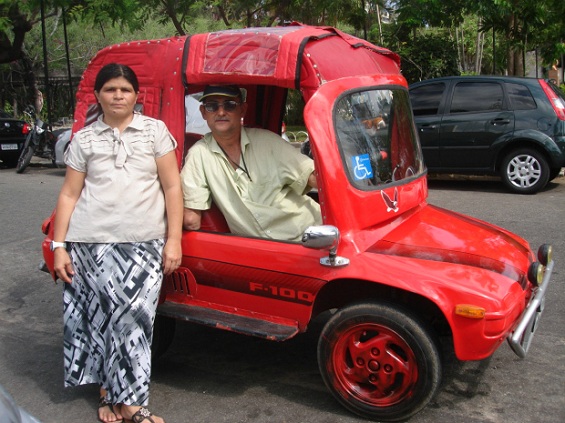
[2,0,565,117]
[284,89,305,126]
[389,31,460,84]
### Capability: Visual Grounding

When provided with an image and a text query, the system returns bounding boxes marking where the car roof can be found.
[409,75,542,89]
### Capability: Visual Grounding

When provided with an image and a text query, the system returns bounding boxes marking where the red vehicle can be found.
[40,24,554,421]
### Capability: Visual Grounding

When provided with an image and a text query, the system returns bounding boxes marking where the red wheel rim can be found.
[330,322,419,407]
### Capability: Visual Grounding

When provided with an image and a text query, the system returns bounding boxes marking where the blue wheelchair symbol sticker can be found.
[352,154,373,180]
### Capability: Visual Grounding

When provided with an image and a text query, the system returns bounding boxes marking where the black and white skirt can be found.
[63,239,164,406]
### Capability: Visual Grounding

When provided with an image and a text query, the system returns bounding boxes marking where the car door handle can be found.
[490,118,510,125]
[419,125,437,132]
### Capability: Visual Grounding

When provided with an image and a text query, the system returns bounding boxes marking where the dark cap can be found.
[200,85,247,102]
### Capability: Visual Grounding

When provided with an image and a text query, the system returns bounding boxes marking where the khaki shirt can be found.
[181,127,321,242]
[64,113,177,242]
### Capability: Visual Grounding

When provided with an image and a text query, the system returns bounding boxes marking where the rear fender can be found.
[493,130,564,169]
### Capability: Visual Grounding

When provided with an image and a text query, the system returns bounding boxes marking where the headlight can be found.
[537,244,553,266]
[527,262,544,287]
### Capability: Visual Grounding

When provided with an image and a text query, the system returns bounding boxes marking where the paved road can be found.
[1,161,564,423]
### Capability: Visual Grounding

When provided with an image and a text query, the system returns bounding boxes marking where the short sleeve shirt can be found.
[180,127,321,242]
[64,113,177,242]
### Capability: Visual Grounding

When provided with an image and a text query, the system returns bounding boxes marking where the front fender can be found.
[338,253,530,361]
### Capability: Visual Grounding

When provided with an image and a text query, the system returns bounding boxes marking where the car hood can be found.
[369,204,533,283]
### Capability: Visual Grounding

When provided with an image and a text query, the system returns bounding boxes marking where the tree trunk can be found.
[474,18,483,74]
[459,27,465,72]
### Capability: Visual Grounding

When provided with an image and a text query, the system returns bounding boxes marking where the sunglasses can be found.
[203,100,241,113]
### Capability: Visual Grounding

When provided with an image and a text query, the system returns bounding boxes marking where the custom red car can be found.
[40,24,554,421]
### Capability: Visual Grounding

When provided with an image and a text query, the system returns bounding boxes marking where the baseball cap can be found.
[200,85,247,102]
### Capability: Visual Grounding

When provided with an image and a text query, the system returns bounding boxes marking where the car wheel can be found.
[548,167,562,181]
[2,156,18,168]
[151,314,176,360]
[317,302,441,422]
[500,148,550,194]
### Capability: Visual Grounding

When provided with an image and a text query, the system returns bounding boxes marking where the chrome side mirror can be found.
[302,225,349,267]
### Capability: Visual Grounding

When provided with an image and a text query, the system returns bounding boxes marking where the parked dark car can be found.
[0,109,31,168]
[409,76,565,193]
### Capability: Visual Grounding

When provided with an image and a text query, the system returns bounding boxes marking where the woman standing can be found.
[53,63,182,423]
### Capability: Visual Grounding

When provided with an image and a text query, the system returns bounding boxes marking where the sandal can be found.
[99,396,112,408]
[127,407,159,423]
[98,397,122,423]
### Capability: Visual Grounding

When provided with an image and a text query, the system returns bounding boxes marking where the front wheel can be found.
[16,133,35,174]
[318,302,441,422]
[500,148,549,194]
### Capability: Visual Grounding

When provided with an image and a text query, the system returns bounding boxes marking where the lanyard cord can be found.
[218,144,253,182]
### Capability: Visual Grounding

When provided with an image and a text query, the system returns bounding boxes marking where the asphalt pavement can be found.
[0,160,564,423]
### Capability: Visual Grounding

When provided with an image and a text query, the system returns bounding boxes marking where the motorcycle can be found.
[16,106,56,174]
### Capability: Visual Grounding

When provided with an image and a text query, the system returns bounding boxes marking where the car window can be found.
[0,109,11,119]
[335,88,425,189]
[506,83,537,110]
[410,83,445,116]
[450,82,504,113]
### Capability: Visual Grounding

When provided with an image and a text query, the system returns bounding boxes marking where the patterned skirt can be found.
[63,239,164,406]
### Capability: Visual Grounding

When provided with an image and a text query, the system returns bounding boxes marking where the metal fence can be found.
[1,73,80,124]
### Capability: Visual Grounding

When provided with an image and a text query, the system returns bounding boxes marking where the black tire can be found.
[317,302,441,422]
[500,148,550,194]
[548,167,562,181]
[2,156,19,168]
[151,314,176,360]
[16,133,35,174]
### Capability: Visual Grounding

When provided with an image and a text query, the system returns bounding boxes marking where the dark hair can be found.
[94,63,139,93]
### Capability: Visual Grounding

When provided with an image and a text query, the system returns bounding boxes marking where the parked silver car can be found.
[52,128,71,168]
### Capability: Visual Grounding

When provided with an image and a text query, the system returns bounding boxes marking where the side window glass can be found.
[450,82,504,113]
[185,92,210,135]
[410,83,445,116]
[506,83,537,110]
[335,88,425,190]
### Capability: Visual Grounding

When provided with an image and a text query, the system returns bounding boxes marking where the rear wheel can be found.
[500,148,549,194]
[317,302,441,422]
[548,167,562,181]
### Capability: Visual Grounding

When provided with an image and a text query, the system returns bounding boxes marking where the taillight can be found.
[22,122,32,135]
[540,80,565,121]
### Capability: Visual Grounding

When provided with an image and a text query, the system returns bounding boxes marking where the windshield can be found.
[335,88,425,189]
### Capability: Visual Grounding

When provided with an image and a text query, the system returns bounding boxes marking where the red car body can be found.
[41,24,554,421]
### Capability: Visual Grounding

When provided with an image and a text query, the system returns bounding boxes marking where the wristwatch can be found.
[50,241,67,251]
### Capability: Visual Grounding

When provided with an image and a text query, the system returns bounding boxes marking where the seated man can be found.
[180,84,321,242]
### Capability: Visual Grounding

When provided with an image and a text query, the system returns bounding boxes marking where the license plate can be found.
[1,144,19,150]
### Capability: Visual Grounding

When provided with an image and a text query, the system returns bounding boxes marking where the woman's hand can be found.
[162,239,182,275]
[156,150,183,275]
[53,248,74,284]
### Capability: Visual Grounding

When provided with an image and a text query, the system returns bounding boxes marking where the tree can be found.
[1,0,146,113]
